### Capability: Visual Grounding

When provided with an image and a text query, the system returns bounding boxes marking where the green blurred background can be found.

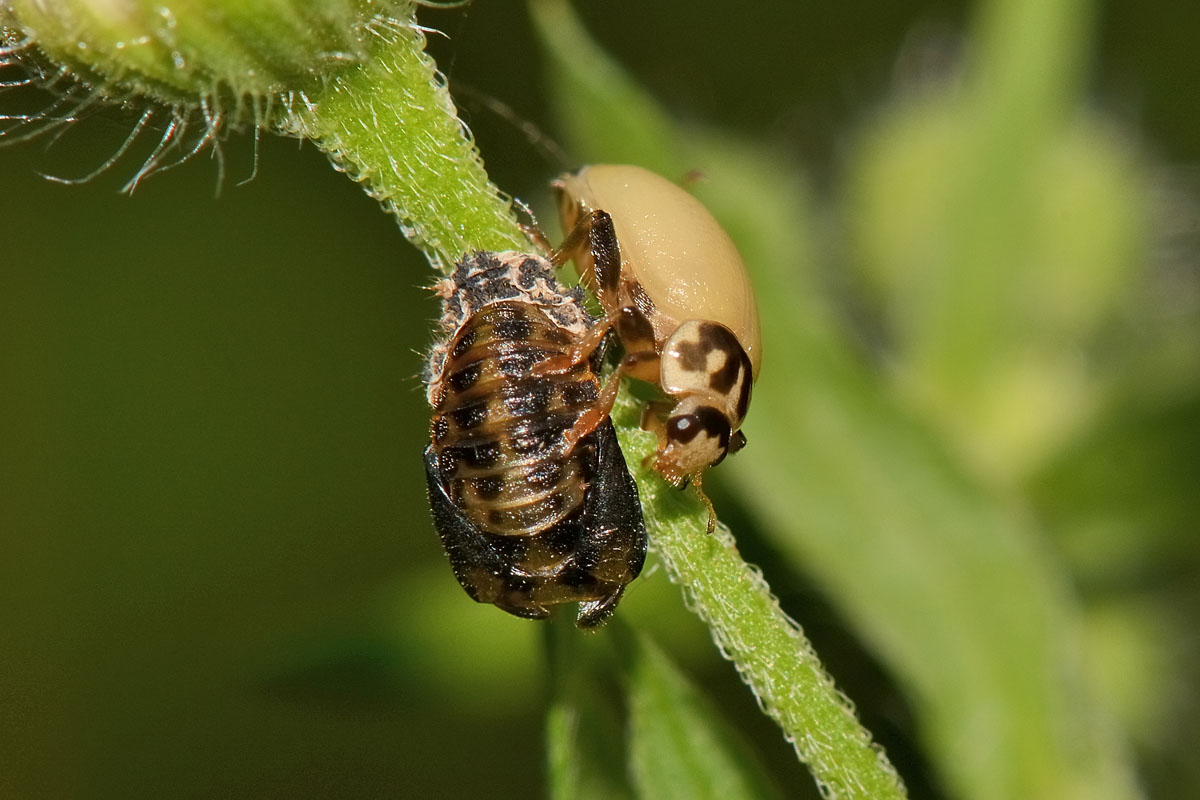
[2,0,1198,797]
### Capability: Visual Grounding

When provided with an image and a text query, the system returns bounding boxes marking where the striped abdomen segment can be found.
[429,302,602,538]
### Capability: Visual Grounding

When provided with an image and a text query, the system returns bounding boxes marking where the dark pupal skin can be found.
[423,251,647,627]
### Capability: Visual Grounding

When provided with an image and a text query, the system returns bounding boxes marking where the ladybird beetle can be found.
[542,164,761,527]
[423,250,647,627]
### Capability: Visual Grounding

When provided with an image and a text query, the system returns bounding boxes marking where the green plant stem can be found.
[610,397,906,800]
[280,19,527,268]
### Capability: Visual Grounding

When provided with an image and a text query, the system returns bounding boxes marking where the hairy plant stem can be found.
[278,16,527,268]
[610,397,907,800]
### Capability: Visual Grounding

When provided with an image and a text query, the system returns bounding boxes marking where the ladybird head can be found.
[650,320,754,484]
[655,397,734,484]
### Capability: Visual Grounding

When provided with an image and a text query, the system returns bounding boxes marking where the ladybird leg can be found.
[585,210,622,306]
[555,370,624,456]
[638,407,681,486]
[556,337,659,456]
[638,399,673,438]
[547,207,594,266]
[635,439,716,533]
[611,304,660,381]
[519,221,554,254]
[530,316,613,377]
[690,475,719,535]
[619,348,662,384]
[512,196,554,253]
[576,587,626,628]
[549,209,622,313]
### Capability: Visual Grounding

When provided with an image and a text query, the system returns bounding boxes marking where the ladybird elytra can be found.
[554,163,762,377]
[423,250,647,627]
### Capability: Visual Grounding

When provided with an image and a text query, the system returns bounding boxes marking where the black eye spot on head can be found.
[666,413,701,444]
[667,406,731,456]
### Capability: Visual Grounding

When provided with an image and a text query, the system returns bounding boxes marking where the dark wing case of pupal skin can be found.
[422,250,647,628]
[424,418,645,628]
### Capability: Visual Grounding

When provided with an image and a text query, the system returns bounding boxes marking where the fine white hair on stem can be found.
[122,104,228,194]
[39,107,156,185]
[1,25,284,192]
[236,118,262,187]
[123,114,182,193]
[0,91,84,144]
[209,136,227,197]
[1,65,267,193]
[0,45,220,190]
[0,37,35,60]
[0,4,427,191]
[452,82,573,171]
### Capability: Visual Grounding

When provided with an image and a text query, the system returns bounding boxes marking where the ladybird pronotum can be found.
[423,250,647,627]
[547,164,761,523]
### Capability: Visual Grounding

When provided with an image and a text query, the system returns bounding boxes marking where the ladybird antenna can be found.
[451,80,573,172]
[510,195,554,252]
[511,195,538,227]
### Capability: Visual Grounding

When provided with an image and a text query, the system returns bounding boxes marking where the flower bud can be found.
[2,0,415,112]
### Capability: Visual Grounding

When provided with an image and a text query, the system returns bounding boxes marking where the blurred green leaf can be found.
[621,629,784,800]
[531,1,1143,799]
[545,619,634,800]
[846,3,1148,484]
